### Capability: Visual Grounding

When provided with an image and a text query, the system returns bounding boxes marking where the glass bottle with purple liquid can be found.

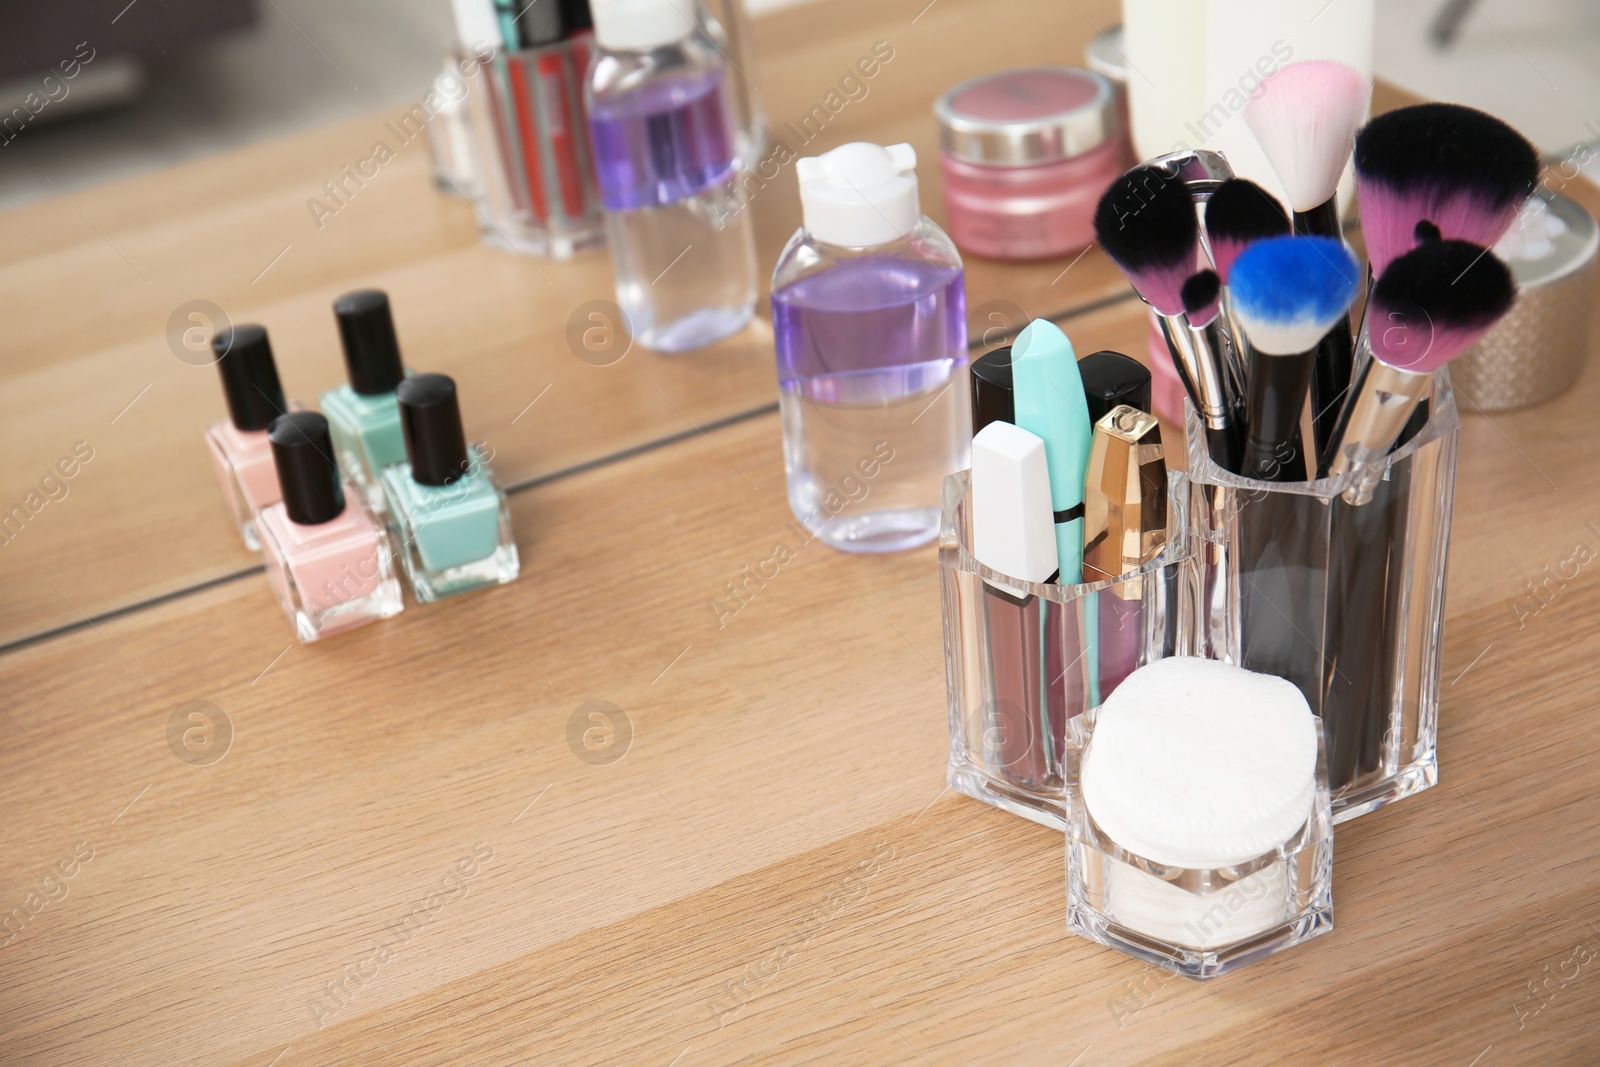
[586,0,757,352]
[772,142,970,552]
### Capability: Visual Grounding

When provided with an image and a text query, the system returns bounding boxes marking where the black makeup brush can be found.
[1178,269,1244,471]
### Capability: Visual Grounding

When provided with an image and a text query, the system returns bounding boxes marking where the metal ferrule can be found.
[1324,353,1433,504]
[1159,313,1231,428]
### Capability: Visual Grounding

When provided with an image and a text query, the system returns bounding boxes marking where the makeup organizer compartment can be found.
[940,468,1190,829]
[467,35,604,260]
[1183,374,1458,823]
[1064,662,1335,980]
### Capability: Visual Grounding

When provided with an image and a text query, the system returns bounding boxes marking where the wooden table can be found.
[4,0,1599,1063]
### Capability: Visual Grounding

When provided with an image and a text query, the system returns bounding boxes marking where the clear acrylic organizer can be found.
[939,467,1190,829]
[1184,373,1458,822]
[1064,700,1335,980]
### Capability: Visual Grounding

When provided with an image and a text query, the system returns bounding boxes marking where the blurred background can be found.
[2,0,1599,210]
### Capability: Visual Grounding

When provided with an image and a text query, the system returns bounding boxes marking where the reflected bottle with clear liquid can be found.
[585,0,757,352]
[771,142,970,553]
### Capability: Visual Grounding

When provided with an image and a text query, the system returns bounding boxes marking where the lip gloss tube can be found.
[1083,405,1167,699]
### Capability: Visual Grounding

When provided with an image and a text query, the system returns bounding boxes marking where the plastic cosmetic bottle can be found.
[585,0,758,352]
[771,142,970,553]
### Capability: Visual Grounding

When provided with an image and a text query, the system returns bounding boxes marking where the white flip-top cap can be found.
[972,421,1059,586]
[449,0,503,50]
[591,0,696,50]
[795,142,921,247]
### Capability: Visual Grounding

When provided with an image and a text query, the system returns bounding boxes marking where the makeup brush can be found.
[1354,102,1540,276]
[1228,236,1361,481]
[1323,238,1516,500]
[1241,60,1370,241]
[1242,61,1369,458]
[1095,166,1241,470]
[1204,178,1290,285]
[1175,270,1243,471]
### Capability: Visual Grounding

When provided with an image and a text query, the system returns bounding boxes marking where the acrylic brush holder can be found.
[1183,373,1458,822]
[939,467,1191,829]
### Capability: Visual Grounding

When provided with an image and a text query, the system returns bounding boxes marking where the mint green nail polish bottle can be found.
[321,290,409,510]
[382,373,519,603]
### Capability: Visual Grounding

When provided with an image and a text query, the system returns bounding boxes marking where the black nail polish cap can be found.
[970,345,1014,436]
[1078,350,1152,425]
[269,412,345,526]
[397,374,469,487]
[333,289,404,396]
[213,324,287,432]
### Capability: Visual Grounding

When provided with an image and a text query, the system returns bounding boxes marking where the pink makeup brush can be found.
[1324,237,1515,499]
[1353,102,1540,275]
[1204,178,1290,285]
[1242,60,1371,241]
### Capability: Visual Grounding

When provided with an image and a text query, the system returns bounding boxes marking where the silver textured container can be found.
[1452,189,1598,412]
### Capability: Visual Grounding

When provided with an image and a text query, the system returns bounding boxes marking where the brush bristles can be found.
[1242,60,1370,214]
[1368,238,1515,372]
[1094,164,1201,316]
[1355,103,1539,273]
[1205,179,1290,283]
[1181,270,1221,325]
[1228,236,1361,355]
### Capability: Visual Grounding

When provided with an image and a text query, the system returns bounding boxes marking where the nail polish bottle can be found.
[203,324,292,550]
[320,290,409,510]
[380,374,519,603]
[258,412,404,641]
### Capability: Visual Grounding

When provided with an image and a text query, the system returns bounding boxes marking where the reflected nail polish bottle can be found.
[320,290,408,510]
[204,324,292,550]
[258,412,404,641]
[380,374,519,603]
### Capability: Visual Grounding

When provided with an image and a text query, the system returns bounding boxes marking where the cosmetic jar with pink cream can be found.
[934,66,1122,261]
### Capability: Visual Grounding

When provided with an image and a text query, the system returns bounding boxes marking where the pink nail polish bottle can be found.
[203,325,292,550]
[934,66,1122,261]
[257,412,403,642]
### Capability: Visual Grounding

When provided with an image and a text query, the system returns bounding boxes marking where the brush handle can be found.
[1292,198,1341,241]
[1243,349,1315,481]
[1309,317,1356,457]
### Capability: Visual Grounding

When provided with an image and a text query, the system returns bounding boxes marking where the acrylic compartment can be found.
[1065,698,1334,980]
[467,35,603,260]
[258,486,404,642]
[1183,373,1458,823]
[939,467,1190,829]
[381,446,519,603]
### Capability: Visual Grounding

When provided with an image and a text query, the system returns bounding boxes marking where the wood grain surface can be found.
[4,0,1600,1064]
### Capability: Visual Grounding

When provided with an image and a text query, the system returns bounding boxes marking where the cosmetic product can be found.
[772,142,969,552]
[1067,656,1333,979]
[1011,320,1092,582]
[1083,27,1135,170]
[1077,350,1151,422]
[381,375,519,602]
[258,413,403,642]
[1242,60,1370,457]
[1353,102,1540,277]
[204,325,292,551]
[942,459,1188,828]
[1324,238,1515,499]
[1011,318,1098,710]
[971,420,1059,792]
[320,290,409,511]
[1229,236,1361,481]
[933,67,1121,261]
[1453,190,1598,411]
[453,0,604,260]
[969,345,1014,434]
[586,0,757,352]
[697,0,767,168]
[1083,406,1166,698]
[1094,161,1243,472]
